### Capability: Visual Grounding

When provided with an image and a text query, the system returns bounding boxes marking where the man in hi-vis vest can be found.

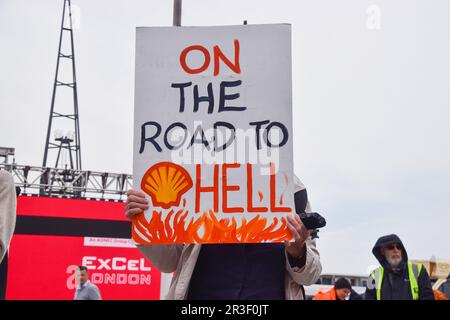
[365,234,434,300]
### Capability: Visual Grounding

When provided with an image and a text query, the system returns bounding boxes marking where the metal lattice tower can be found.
[42,0,81,171]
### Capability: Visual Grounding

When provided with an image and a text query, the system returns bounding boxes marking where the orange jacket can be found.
[313,288,337,300]
[434,290,448,300]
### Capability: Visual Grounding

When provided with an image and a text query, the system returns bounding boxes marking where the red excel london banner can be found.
[5,196,161,300]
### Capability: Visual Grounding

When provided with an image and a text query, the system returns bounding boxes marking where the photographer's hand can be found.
[285,213,310,259]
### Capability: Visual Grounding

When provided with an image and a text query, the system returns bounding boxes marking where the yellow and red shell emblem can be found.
[141,162,193,209]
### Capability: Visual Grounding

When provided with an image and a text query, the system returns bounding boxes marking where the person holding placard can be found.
[125,175,321,300]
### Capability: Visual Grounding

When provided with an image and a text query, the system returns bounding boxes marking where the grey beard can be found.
[386,256,402,268]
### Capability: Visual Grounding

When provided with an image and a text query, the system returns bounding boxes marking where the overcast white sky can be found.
[1,0,449,276]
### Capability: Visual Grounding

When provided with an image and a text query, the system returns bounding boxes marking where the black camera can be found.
[294,188,326,238]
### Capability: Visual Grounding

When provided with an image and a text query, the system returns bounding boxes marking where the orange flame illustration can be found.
[132,210,292,244]
[279,172,289,205]
[258,191,264,202]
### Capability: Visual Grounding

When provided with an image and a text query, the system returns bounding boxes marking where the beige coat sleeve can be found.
[285,238,322,286]
[0,171,17,262]
[136,244,184,273]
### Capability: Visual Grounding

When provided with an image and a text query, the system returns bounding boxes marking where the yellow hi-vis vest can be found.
[370,261,423,300]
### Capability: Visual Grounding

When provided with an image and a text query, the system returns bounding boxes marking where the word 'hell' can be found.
[195,163,291,214]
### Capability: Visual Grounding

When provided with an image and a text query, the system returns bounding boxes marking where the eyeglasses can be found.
[386,244,401,250]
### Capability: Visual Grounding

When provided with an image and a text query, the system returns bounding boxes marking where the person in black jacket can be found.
[349,289,363,300]
[365,234,434,300]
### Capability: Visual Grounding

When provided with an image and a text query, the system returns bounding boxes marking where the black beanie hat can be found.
[334,278,352,290]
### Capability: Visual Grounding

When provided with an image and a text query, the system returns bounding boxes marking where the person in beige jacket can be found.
[0,171,17,263]
[126,175,321,300]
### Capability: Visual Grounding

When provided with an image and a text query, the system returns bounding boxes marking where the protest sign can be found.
[133,24,294,244]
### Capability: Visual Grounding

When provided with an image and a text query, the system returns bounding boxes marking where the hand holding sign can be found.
[125,189,149,219]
